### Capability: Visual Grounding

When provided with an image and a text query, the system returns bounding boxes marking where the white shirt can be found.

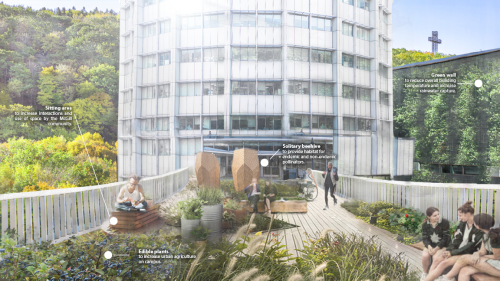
[459,223,473,248]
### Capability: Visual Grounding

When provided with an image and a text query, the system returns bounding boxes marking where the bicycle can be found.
[298,176,319,202]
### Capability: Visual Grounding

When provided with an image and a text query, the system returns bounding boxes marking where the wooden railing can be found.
[0,167,189,244]
[311,170,500,225]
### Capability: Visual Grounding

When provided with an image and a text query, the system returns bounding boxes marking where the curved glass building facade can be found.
[118,0,402,180]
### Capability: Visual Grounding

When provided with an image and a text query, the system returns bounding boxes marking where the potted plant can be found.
[222,210,236,229]
[197,186,225,241]
[223,198,246,223]
[190,225,211,248]
[179,197,205,243]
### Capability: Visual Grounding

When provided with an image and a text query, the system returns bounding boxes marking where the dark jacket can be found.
[422,217,451,249]
[264,185,277,197]
[447,221,484,256]
[244,184,261,200]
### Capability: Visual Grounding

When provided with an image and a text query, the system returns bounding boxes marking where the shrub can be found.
[196,187,224,205]
[178,197,205,219]
[223,199,242,210]
[223,211,236,223]
[190,226,211,241]
[367,201,395,216]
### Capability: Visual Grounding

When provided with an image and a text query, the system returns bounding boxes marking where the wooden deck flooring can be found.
[228,187,423,274]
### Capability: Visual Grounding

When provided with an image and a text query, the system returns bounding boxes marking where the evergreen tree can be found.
[93,7,99,14]
[56,7,61,15]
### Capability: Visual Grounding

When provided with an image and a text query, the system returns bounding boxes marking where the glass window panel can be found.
[217,116,224,129]
[195,16,202,28]
[258,15,266,27]
[287,47,294,60]
[258,48,267,61]
[248,48,256,60]
[274,48,281,61]
[266,14,273,27]
[302,15,308,28]
[311,17,318,30]
[194,83,201,96]
[232,47,241,60]
[188,17,195,29]
[204,15,211,28]
[241,47,248,61]
[294,15,301,27]
[288,14,294,27]
[203,117,210,129]
[248,118,256,129]
[218,47,225,61]
[325,19,331,32]
[302,48,309,62]
[194,49,201,62]
[273,15,281,27]
[257,82,266,95]
[249,14,256,27]
[258,117,265,130]
[210,15,217,27]
[233,14,240,26]
[325,51,332,64]
[318,18,324,31]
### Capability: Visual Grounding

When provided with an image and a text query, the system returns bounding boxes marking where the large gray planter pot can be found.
[181,218,200,243]
[201,204,223,242]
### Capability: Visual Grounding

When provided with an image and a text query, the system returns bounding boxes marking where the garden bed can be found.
[341,200,459,246]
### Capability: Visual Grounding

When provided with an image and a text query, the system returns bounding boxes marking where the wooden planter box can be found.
[239,200,307,213]
[222,221,233,229]
[223,208,246,222]
[110,200,159,230]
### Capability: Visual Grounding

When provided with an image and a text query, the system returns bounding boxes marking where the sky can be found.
[4,0,500,56]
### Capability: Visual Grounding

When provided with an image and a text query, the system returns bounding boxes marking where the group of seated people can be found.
[421,201,500,281]
[243,178,277,216]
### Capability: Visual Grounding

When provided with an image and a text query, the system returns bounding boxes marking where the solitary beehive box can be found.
[232,148,260,191]
[195,152,220,188]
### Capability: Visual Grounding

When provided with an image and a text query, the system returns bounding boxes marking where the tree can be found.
[0,83,12,106]
[75,81,98,99]
[393,48,455,67]
[65,92,115,133]
[83,64,118,102]
[37,66,64,106]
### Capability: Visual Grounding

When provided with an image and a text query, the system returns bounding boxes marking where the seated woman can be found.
[303,168,320,196]
[424,201,483,281]
[243,178,261,213]
[421,207,451,281]
[438,213,500,281]
[263,181,277,216]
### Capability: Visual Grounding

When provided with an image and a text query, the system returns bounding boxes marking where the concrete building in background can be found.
[117,0,413,180]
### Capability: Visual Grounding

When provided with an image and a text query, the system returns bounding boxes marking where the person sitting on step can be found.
[424,201,484,281]
[244,178,261,213]
[116,174,148,213]
[437,213,500,281]
[421,207,451,281]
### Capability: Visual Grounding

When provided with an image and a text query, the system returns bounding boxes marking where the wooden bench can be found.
[410,242,500,281]
[239,200,307,213]
[110,200,160,230]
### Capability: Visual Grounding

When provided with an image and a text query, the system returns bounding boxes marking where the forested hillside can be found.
[0,3,119,143]
[0,4,119,193]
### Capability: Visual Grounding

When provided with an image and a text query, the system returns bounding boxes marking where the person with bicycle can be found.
[322,162,339,210]
[304,168,319,197]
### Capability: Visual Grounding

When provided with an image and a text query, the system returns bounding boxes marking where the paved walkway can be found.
[228,186,423,274]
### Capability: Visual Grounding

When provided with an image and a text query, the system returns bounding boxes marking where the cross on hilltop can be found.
[428,31,442,54]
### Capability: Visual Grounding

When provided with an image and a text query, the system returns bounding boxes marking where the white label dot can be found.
[260,159,269,167]
[475,79,483,87]
[104,251,113,259]
[110,217,118,225]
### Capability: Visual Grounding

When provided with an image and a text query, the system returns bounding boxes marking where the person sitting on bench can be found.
[421,207,451,281]
[244,178,261,213]
[424,201,484,281]
[116,174,148,213]
[263,180,277,216]
[438,213,500,281]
